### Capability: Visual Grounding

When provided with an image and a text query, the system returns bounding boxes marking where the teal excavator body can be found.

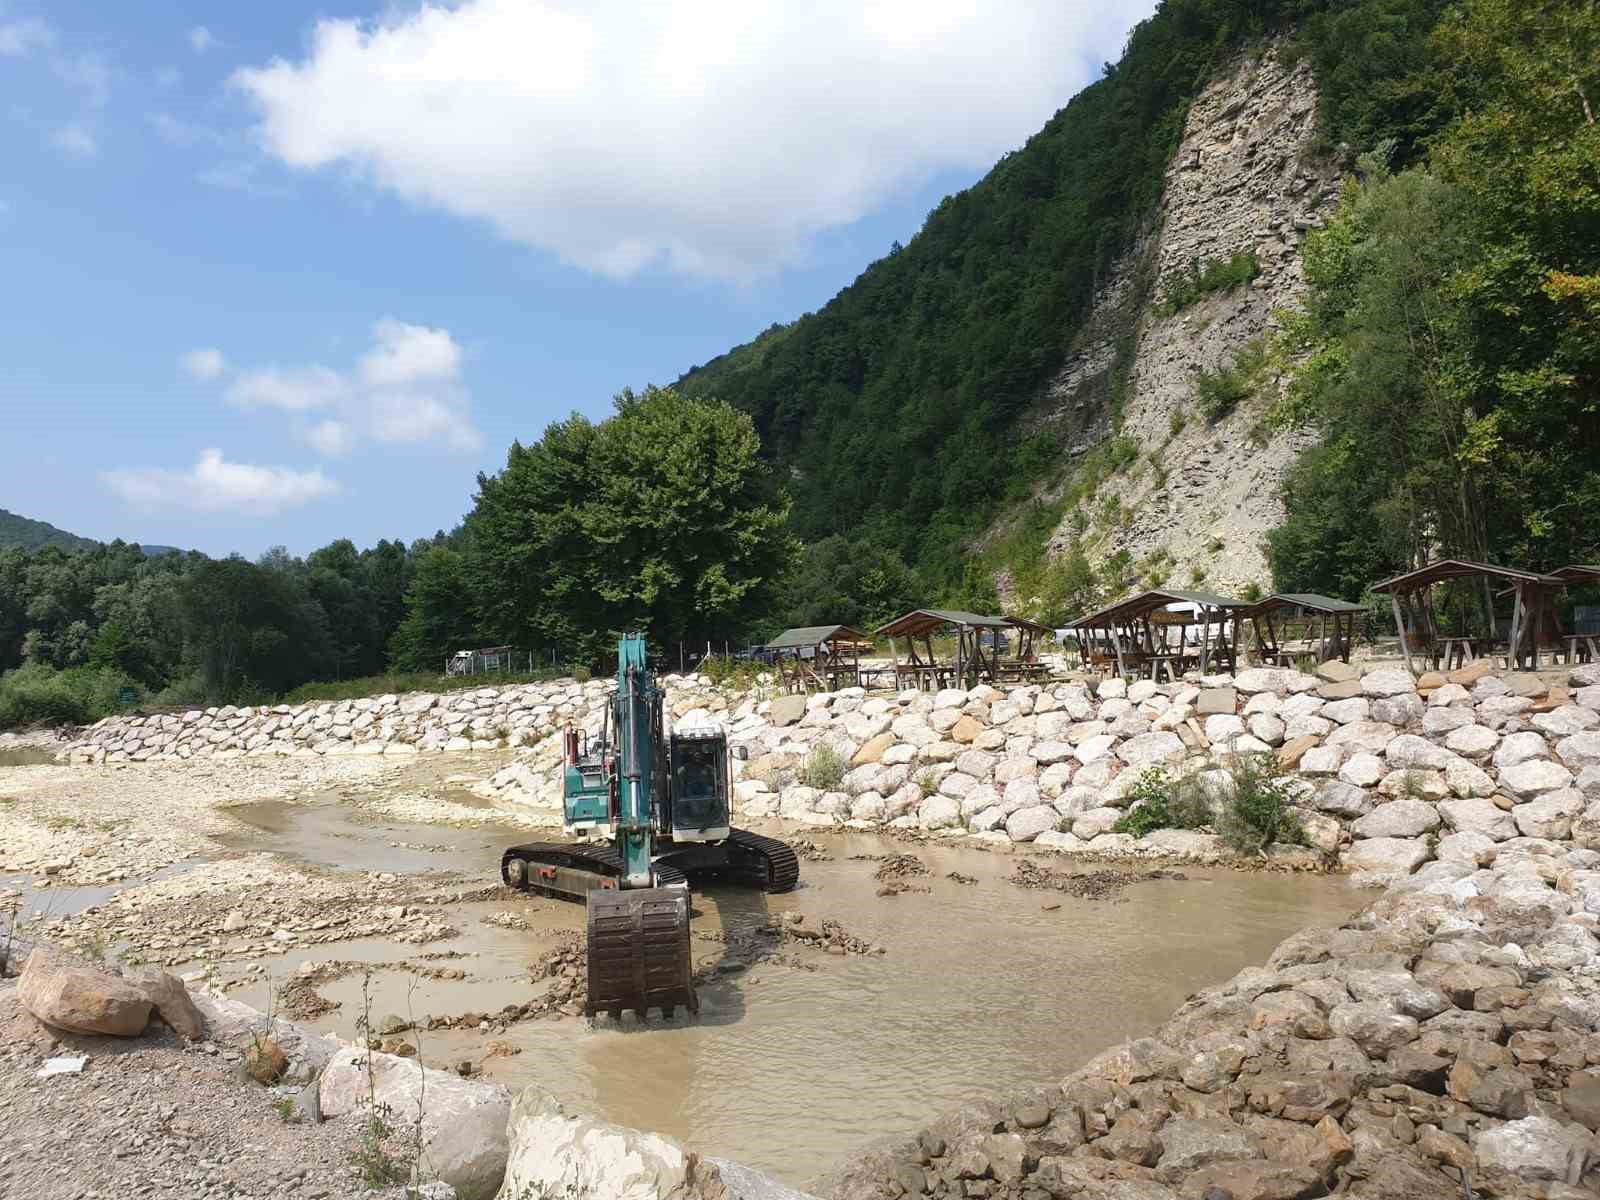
[501,633,798,1020]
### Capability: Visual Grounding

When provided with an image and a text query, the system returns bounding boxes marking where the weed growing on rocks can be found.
[800,745,846,792]
[1217,754,1304,854]
[1112,767,1211,837]
[351,970,412,1188]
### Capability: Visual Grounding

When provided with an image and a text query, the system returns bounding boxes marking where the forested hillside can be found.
[0,508,102,554]
[679,0,1458,597]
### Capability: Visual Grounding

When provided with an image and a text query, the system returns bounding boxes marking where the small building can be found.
[874,609,1014,691]
[764,625,872,694]
[1233,593,1366,666]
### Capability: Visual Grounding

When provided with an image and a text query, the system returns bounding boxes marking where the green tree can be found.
[459,387,794,662]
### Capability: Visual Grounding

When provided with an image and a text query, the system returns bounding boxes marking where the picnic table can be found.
[1563,634,1599,665]
[1435,636,1477,671]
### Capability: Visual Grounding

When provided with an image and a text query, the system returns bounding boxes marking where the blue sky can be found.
[1,1,1154,557]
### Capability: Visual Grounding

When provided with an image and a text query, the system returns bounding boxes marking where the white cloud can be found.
[179,347,227,380]
[0,16,51,55]
[233,0,1152,281]
[305,419,353,456]
[225,364,349,412]
[55,52,111,107]
[199,318,481,455]
[52,123,96,158]
[101,448,340,515]
[189,26,215,53]
[359,317,462,387]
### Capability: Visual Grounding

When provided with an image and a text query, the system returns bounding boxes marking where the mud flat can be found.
[0,750,1356,1188]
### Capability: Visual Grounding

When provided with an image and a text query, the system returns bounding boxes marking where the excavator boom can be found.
[582,635,695,1019]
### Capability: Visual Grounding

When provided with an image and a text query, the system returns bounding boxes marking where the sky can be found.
[0,0,1157,557]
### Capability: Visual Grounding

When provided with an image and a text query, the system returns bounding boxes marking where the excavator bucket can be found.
[584,887,697,1020]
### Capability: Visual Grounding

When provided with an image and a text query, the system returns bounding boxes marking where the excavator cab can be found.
[667,730,731,841]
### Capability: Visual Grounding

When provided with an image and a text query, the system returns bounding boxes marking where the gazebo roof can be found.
[765,624,870,650]
[1067,589,1248,630]
[875,609,1013,638]
[1370,558,1564,594]
[1238,592,1366,617]
[1005,615,1052,635]
[1550,564,1600,584]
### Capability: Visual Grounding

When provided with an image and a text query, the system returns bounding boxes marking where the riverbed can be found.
[207,799,1357,1186]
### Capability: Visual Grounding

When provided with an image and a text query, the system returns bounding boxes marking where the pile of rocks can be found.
[821,834,1600,1199]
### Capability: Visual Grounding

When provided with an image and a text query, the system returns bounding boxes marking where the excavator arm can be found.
[581,634,697,1019]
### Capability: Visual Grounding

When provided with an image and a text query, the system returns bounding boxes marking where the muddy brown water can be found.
[0,748,56,767]
[216,800,1358,1187]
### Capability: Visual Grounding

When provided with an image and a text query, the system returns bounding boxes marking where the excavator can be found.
[500,633,799,1019]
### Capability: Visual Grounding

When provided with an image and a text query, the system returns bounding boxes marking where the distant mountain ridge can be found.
[0,508,178,556]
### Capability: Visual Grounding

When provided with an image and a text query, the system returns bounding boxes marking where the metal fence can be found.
[444,647,544,677]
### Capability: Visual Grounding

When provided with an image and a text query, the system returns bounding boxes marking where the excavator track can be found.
[725,828,800,894]
[500,841,688,901]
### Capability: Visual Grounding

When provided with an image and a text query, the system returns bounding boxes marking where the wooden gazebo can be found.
[765,625,872,694]
[1371,559,1567,674]
[1233,593,1366,667]
[874,609,1014,691]
[1067,590,1248,680]
[998,616,1054,683]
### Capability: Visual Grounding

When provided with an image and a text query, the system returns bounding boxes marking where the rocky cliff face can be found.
[1036,42,1343,594]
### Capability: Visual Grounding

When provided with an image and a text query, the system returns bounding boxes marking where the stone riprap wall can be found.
[59,663,1600,882]
[820,837,1600,1200]
[58,678,636,764]
[692,660,1600,883]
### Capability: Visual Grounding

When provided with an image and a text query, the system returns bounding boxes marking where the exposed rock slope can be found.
[1040,42,1343,593]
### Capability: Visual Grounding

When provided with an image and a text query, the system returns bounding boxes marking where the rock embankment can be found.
[820,837,1600,1199]
[688,660,1600,882]
[58,678,624,763]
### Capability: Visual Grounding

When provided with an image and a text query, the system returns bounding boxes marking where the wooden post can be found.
[955,625,964,689]
[1391,592,1415,675]
[1509,583,1526,669]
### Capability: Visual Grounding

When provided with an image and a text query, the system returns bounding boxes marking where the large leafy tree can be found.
[1270,0,1600,593]
[461,387,794,662]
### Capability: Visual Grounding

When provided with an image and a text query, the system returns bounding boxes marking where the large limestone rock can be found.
[1513,789,1586,840]
[1473,1114,1591,1187]
[322,1047,511,1200]
[1557,731,1600,771]
[1439,797,1517,841]
[1361,668,1416,698]
[1342,837,1430,878]
[18,949,152,1037]
[496,1087,812,1200]
[1351,799,1440,840]
[1118,731,1186,767]
[1500,758,1575,800]
[121,965,205,1040]
[1005,805,1060,842]
[768,696,807,728]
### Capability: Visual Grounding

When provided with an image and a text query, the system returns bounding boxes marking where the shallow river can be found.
[219,802,1358,1187]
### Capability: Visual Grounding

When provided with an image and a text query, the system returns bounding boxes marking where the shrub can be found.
[800,745,847,792]
[1194,337,1270,421]
[699,655,766,692]
[1217,754,1304,854]
[1112,767,1212,837]
[0,664,142,729]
